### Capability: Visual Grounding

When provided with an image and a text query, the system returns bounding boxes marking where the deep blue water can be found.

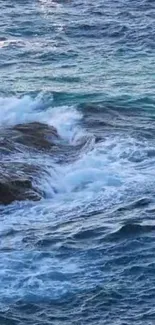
[1,0,155,324]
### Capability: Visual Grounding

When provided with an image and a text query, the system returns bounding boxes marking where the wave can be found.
[0,94,83,143]
[0,93,155,211]
[108,222,155,241]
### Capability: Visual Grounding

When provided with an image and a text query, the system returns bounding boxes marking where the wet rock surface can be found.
[13,122,59,150]
[0,122,93,205]
[0,122,59,205]
[0,178,41,205]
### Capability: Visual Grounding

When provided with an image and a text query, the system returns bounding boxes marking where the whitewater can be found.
[1,0,155,324]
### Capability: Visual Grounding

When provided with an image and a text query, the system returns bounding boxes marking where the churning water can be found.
[1,0,155,324]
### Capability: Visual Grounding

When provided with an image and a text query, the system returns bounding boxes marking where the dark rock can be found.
[13,122,59,150]
[0,178,41,205]
[0,122,61,205]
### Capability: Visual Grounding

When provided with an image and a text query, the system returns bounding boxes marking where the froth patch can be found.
[0,94,83,143]
[0,95,43,127]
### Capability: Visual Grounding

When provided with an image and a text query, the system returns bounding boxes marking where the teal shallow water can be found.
[1,1,155,324]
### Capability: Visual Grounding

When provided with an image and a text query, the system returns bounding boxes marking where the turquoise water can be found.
[1,0,155,324]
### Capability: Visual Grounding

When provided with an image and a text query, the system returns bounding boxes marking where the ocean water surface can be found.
[1,0,155,324]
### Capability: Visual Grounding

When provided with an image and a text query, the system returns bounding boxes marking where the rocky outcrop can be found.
[0,178,41,205]
[0,122,59,205]
[13,122,59,150]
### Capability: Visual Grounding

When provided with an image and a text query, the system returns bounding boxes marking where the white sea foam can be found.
[0,94,151,211]
[0,94,154,305]
[0,94,82,143]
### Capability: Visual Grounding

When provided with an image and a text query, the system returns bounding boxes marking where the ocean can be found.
[0,0,155,324]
